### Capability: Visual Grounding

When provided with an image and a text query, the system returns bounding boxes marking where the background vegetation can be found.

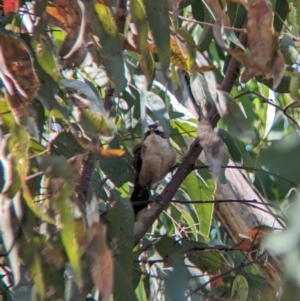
[0,0,300,300]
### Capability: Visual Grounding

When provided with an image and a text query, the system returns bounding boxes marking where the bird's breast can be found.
[139,135,176,188]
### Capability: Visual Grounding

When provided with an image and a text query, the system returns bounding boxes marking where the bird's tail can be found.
[130,183,150,218]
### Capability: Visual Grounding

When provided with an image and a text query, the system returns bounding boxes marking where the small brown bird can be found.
[130,124,177,217]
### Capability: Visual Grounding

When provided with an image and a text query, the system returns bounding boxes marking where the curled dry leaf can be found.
[241,0,277,83]
[86,222,113,301]
[146,36,215,74]
[197,119,223,180]
[46,0,88,68]
[212,0,284,88]
[0,31,40,120]
[46,0,81,32]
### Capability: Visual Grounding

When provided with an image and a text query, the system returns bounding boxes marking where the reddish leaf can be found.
[209,269,223,290]
[3,0,19,14]
[0,31,40,120]
[86,222,113,301]
[235,237,253,251]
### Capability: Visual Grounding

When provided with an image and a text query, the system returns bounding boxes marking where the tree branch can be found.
[133,55,242,245]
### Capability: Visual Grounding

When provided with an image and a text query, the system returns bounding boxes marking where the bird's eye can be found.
[145,131,151,137]
[154,130,161,135]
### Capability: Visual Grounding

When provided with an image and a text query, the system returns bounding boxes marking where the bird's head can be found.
[143,124,166,140]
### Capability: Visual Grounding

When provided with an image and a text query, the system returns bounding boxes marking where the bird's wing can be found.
[130,143,150,217]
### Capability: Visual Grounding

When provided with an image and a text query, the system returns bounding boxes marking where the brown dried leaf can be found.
[270,33,285,89]
[0,31,40,120]
[86,222,113,301]
[41,242,65,269]
[51,0,81,32]
[197,119,223,180]
[68,154,86,184]
[213,19,271,81]
[241,0,273,82]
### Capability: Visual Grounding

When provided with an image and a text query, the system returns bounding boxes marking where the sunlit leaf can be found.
[183,172,214,238]
[143,0,170,71]
[92,2,126,94]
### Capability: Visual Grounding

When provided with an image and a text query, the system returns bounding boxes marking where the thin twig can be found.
[194,164,298,187]
[235,90,300,130]
[188,253,266,297]
[169,12,246,33]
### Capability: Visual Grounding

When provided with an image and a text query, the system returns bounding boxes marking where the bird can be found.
[130,124,177,218]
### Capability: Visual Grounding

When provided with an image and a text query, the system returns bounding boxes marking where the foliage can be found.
[0,0,300,300]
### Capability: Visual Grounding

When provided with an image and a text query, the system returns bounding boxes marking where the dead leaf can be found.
[197,119,223,180]
[209,269,223,290]
[46,0,81,32]
[86,222,113,301]
[59,29,88,68]
[41,242,65,269]
[270,33,285,89]
[0,31,40,120]
[68,154,86,184]
[241,0,273,82]
[235,236,253,251]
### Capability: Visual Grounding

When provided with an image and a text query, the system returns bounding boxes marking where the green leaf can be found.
[182,240,227,274]
[130,0,148,54]
[106,198,134,279]
[183,172,214,238]
[20,235,65,301]
[190,71,217,110]
[165,255,189,301]
[274,0,289,32]
[143,0,170,71]
[197,3,213,52]
[43,156,82,287]
[217,128,242,163]
[0,126,29,198]
[288,2,299,36]
[280,34,299,66]
[20,236,45,299]
[258,131,300,184]
[216,91,256,143]
[60,79,105,113]
[135,276,147,301]
[145,91,171,136]
[113,261,139,301]
[155,237,183,258]
[176,28,197,74]
[0,97,14,132]
[50,132,84,158]
[91,2,126,94]
[231,275,249,301]
[31,33,61,83]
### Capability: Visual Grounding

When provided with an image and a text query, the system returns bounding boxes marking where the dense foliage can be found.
[0,0,300,300]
